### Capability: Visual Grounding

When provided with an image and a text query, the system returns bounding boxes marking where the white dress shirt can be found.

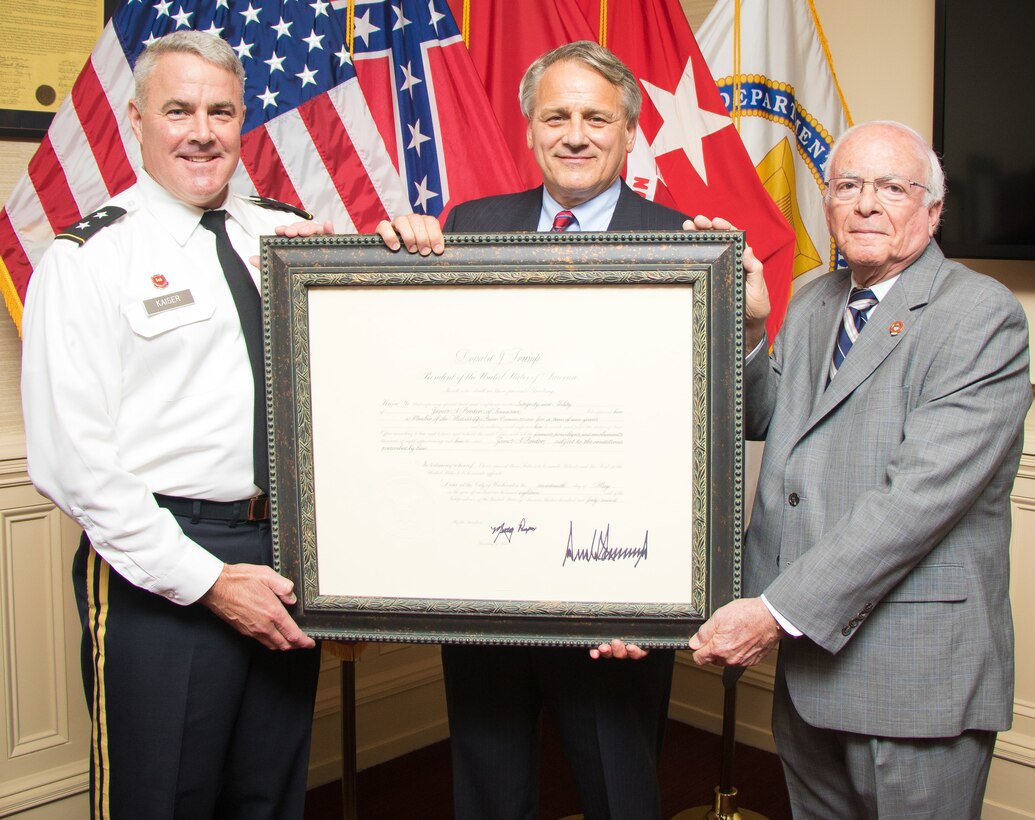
[22,172,304,605]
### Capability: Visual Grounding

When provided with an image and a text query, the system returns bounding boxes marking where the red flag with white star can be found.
[448,0,795,338]
[606,0,794,337]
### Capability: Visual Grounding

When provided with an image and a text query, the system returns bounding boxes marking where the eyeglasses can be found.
[825,176,930,204]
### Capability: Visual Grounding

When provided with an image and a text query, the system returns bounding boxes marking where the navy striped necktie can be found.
[829,286,878,381]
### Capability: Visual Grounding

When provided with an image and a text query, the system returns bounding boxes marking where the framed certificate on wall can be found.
[0,0,115,137]
[262,231,745,648]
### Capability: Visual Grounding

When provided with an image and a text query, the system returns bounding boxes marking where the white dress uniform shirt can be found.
[22,171,301,606]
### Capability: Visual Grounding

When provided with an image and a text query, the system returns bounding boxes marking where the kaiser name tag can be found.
[143,289,194,316]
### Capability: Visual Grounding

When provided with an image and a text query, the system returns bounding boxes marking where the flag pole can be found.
[670,666,769,820]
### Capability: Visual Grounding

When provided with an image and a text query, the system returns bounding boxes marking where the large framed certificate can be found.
[263,232,745,648]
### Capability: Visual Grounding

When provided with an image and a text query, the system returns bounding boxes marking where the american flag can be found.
[0,0,520,332]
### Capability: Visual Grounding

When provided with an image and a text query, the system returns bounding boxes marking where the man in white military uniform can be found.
[21,30,442,820]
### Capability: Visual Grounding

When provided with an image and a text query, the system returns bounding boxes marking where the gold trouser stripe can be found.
[86,547,112,819]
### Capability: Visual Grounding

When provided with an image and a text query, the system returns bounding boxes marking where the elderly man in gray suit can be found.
[689,120,1031,819]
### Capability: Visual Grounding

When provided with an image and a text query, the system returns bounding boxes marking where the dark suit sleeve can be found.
[743,332,778,440]
[607,182,688,230]
[443,203,460,232]
[442,188,541,232]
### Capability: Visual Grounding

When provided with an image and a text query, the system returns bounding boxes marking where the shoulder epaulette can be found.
[246,195,312,220]
[55,207,128,246]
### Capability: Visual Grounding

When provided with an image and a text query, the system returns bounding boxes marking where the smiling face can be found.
[824,124,942,286]
[526,60,636,208]
[128,51,245,209]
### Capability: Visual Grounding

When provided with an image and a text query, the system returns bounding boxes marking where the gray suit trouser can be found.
[772,659,995,819]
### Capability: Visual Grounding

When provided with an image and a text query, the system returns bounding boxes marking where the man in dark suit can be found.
[438,41,689,820]
[689,121,1030,819]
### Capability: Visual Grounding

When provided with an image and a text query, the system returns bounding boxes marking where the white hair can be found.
[825,120,946,207]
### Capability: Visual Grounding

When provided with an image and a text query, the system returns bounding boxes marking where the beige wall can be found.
[2,1,1033,817]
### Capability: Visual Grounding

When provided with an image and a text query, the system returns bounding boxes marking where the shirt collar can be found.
[539,178,622,232]
[136,170,231,247]
[852,273,900,303]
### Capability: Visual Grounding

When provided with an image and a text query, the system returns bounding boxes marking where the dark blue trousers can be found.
[73,518,320,820]
[442,644,675,820]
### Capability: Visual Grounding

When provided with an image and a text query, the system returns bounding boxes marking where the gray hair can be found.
[519,41,641,126]
[133,31,245,110]
[825,120,946,207]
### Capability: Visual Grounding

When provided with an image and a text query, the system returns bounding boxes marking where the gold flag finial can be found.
[347,0,355,56]
[732,0,741,130]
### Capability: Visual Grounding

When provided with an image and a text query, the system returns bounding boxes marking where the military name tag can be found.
[143,289,194,316]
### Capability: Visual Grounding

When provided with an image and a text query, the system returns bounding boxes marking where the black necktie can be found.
[199,209,268,493]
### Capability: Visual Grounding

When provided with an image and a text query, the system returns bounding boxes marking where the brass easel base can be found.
[671,786,769,820]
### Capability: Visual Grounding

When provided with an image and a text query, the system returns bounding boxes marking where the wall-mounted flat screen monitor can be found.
[933,0,1035,260]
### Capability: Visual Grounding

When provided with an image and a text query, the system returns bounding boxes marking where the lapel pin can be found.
[151,274,169,289]
[889,321,904,336]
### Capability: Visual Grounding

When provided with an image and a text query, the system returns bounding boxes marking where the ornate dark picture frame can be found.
[262,231,744,648]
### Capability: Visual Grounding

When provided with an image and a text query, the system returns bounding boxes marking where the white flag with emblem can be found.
[698,0,852,286]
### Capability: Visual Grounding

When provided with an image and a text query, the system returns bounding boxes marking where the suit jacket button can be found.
[788,492,800,506]
[841,626,851,636]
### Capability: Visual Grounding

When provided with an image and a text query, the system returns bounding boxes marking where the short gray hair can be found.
[825,120,946,207]
[519,41,641,126]
[134,31,245,110]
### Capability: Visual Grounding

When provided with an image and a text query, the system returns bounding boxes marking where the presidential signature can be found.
[562,521,648,567]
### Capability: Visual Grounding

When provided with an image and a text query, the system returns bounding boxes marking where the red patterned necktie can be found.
[550,210,577,232]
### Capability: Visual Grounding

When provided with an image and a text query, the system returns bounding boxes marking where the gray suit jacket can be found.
[745,241,1030,738]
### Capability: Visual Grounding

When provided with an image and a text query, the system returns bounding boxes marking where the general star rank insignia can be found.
[55,207,127,245]
[151,274,169,289]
